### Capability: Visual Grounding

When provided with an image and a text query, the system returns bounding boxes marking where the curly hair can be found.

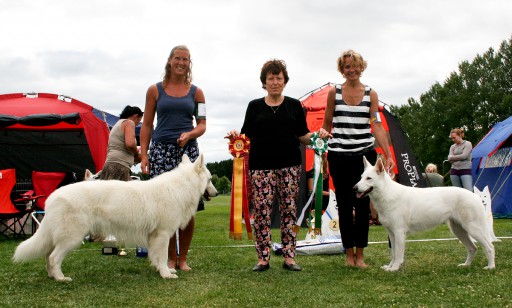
[259,59,289,89]
[163,45,193,86]
[336,49,368,75]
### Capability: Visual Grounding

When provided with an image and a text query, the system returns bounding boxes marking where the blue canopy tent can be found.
[472,116,512,218]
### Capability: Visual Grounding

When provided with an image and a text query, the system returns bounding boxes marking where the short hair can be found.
[337,49,368,75]
[450,128,465,139]
[425,163,438,174]
[259,59,289,89]
[120,105,144,119]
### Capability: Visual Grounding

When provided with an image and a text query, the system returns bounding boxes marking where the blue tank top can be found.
[152,82,198,145]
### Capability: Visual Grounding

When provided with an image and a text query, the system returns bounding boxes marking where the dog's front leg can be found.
[386,230,406,271]
[148,230,178,279]
[381,231,395,270]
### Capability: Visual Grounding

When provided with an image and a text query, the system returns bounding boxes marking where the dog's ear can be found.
[182,154,191,164]
[197,153,204,166]
[376,158,385,175]
[363,156,372,169]
[194,153,205,171]
[84,169,92,180]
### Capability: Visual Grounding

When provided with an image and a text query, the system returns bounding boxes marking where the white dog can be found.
[353,157,495,271]
[13,154,217,281]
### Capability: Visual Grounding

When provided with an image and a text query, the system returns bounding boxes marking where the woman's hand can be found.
[177,132,191,147]
[141,154,150,175]
[225,130,240,139]
[317,128,332,139]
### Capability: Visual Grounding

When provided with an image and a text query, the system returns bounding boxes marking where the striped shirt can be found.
[327,84,375,154]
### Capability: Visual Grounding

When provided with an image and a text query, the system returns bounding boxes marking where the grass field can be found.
[1,194,511,307]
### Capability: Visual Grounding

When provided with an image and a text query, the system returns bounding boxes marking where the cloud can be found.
[1,0,511,163]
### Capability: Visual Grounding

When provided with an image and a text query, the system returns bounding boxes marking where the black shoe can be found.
[252,263,270,272]
[283,262,302,271]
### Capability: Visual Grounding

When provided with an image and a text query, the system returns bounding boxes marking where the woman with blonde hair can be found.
[448,128,473,191]
[318,49,394,268]
[140,45,207,271]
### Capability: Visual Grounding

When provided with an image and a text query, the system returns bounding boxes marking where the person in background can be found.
[227,59,313,272]
[139,45,207,271]
[423,163,443,187]
[318,49,394,268]
[448,128,473,191]
[99,105,143,181]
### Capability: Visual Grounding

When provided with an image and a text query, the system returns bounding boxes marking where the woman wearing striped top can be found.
[318,50,393,268]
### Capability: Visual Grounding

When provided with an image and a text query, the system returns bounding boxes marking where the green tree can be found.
[217,176,232,194]
[206,159,233,179]
[391,36,512,171]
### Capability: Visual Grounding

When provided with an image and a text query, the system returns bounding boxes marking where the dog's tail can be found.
[13,223,53,263]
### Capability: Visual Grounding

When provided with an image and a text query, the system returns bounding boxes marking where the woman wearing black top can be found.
[227,59,313,272]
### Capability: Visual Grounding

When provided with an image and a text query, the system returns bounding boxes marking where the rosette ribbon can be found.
[296,132,328,235]
[227,134,253,240]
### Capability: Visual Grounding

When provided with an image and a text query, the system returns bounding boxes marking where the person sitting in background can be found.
[423,163,443,187]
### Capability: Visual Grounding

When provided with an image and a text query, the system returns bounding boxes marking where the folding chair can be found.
[0,169,41,239]
[31,171,76,228]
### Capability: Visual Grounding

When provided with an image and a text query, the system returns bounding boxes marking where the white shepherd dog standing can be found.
[353,157,495,272]
[13,154,217,281]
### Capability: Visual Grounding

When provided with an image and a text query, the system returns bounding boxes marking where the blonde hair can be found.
[337,49,368,75]
[163,45,193,86]
[425,163,438,174]
[450,128,465,139]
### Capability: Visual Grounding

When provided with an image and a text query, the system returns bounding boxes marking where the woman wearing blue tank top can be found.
[318,50,394,268]
[140,45,207,272]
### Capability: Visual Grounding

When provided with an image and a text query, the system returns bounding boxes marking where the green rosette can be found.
[309,131,328,155]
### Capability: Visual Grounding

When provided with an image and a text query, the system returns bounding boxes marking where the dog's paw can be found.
[161,273,179,279]
[457,263,470,267]
[55,277,73,282]
[483,265,495,270]
[383,265,400,272]
[381,265,390,270]
[169,268,177,274]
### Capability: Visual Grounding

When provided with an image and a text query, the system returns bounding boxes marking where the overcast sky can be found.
[1,0,511,163]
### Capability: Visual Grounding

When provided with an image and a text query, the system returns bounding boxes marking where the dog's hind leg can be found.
[47,238,83,282]
[465,223,496,270]
[148,229,178,279]
[448,219,477,268]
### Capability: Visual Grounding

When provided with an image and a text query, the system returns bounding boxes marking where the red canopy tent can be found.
[300,83,427,188]
[0,92,109,180]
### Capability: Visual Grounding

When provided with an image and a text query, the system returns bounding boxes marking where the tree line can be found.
[390,36,512,175]
[207,159,233,194]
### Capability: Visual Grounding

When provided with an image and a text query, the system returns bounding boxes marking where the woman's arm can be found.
[140,84,158,174]
[448,142,472,161]
[177,87,206,147]
[319,87,336,138]
[370,89,394,169]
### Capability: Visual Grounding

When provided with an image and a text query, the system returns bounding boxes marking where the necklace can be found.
[270,105,281,113]
[265,96,284,114]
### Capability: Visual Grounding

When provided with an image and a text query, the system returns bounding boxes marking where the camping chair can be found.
[30,171,77,229]
[0,169,42,239]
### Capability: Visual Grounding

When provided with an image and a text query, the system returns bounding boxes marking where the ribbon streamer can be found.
[227,134,253,240]
[296,132,328,230]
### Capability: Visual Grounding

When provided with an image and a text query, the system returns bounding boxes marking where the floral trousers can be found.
[250,165,301,260]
